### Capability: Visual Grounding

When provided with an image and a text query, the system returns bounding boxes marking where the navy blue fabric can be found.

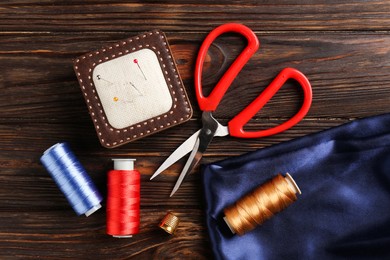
[202,114,390,260]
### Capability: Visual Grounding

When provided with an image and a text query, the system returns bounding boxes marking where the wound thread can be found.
[40,142,103,217]
[223,173,300,236]
[107,159,140,238]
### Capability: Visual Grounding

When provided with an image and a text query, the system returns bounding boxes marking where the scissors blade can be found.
[170,138,202,197]
[150,130,201,180]
[170,111,220,197]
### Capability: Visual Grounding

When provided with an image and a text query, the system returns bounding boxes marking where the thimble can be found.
[158,212,179,235]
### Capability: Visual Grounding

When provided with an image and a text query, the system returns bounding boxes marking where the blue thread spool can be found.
[40,142,103,216]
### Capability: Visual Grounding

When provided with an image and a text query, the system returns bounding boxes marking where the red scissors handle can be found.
[195,23,260,111]
[228,67,312,138]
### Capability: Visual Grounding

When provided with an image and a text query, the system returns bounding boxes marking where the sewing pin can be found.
[96,75,114,85]
[133,59,147,80]
[129,81,143,96]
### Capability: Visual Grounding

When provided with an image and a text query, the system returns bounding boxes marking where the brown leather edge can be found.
[73,30,193,148]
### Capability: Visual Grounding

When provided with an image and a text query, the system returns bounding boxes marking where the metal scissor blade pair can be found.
[169,111,223,197]
[151,122,229,197]
[150,129,201,180]
[170,138,202,197]
[150,123,229,181]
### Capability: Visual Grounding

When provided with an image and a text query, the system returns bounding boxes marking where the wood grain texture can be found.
[1,1,390,32]
[1,0,390,259]
[1,33,390,122]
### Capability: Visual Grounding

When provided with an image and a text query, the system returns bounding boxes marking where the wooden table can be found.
[1,1,389,259]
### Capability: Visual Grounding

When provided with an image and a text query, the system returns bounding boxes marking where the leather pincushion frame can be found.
[74,30,192,148]
[202,113,390,259]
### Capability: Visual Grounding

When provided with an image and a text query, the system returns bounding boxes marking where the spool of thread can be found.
[107,159,141,238]
[223,173,301,236]
[158,212,180,235]
[40,142,103,217]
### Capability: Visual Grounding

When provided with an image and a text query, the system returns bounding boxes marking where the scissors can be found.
[150,23,312,197]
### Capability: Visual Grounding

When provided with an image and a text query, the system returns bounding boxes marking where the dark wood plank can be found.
[1,33,390,123]
[1,1,390,32]
[0,210,212,259]
[1,1,390,259]
[0,118,366,214]
[0,119,352,158]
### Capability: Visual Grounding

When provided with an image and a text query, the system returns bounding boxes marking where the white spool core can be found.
[85,204,102,217]
[112,158,135,171]
[113,235,133,238]
[223,216,236,234]
[285,173,302,195]
[43,143,60,155]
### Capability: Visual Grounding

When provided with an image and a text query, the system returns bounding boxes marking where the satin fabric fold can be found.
[202,113,390,259]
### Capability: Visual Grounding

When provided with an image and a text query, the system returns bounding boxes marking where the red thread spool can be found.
[107,159,140,238]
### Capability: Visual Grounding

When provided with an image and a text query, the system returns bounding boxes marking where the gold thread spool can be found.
[223,173,301,236]
[158,212,180,235]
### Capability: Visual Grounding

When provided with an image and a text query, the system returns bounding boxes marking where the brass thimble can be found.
[158,212,179,235]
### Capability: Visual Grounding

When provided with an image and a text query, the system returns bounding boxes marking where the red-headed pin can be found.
[133,59,147,80]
